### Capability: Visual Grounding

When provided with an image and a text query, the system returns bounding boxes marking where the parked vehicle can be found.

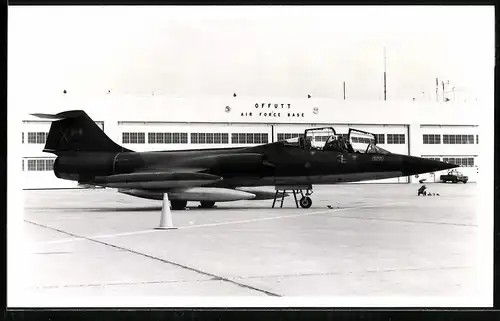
[440,169,468,183]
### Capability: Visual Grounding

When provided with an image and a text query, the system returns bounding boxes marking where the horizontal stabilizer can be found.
[30,110,88,120]
[30,113,66,120]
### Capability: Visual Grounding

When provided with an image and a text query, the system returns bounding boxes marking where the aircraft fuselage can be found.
[53,142,443,189]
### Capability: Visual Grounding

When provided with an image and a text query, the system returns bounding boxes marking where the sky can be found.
[8,5,495,102]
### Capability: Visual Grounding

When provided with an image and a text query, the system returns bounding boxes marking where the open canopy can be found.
[280,126,391,155]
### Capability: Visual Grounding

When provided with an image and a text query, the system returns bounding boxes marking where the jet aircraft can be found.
[32,110,457,209]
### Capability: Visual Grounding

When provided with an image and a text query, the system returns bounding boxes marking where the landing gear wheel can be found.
[299,196,312,209]
[200,201,215,208]
[171,200,187,210]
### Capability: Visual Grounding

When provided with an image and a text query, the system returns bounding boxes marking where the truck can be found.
[440,169,468,183]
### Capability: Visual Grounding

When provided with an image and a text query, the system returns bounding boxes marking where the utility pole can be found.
[383,46,387,101]
[343,81,346,100]
[442,81,445,102]
[435,78,439,102]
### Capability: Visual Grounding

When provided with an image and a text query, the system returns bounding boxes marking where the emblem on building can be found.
[225,106,231,113]
[313,107,319,114]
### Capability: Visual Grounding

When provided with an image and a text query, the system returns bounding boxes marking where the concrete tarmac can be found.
[20,183,479,302]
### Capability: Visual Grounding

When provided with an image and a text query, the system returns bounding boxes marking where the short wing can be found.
[91,171,222,189]
[90,153,272,189]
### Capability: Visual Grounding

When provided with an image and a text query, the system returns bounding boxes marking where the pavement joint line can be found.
[28,278,218,290]
[231,265,475,280]
[31,201,407,245]
[24,219,281,297]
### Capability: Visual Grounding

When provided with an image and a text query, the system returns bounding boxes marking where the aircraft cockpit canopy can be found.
[282,126,393,154]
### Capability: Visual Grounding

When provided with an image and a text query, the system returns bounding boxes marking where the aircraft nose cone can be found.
[402,156,458,176]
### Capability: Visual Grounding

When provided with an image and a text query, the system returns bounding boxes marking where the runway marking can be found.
[30,200,475,247]
[31,202,406,245]
[176,202,407,230]
[25,220,281,297]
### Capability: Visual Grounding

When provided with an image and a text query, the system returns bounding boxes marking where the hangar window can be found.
[37,159,45,171]
[443,157,475,167]
[27,159,36,171]
[351,137,373,144]
[314,135,330,142]
[443,134,475,144]
[476,135,479,144]
[26,158,55,171]
[374,134,385,144]
[231,133,269,144]
[165,133,172,143]
[191,133,198,144]
[423,134,441,144]
[254,133,262,144]
[172,133,180,144]
[424,157,441,161]
[27,132,48,144]
[22,159,24,171]
[206,133,214,144]
[148,132,187,144]
[277,133,303,141]
[122,132,146,144]
[387,134,405,144]
[190,133,227,144]
[45,159,54,170]
[22,132,24,144]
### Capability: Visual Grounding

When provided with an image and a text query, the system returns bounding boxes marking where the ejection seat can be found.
[299,136,313,150]
[324,136,349,153]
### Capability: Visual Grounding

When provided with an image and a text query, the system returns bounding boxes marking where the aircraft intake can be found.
[118,187,256,202]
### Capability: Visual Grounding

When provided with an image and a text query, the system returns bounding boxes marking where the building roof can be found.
[20,94,481,126]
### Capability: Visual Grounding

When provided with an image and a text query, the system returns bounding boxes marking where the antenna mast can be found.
[383,46,387,101]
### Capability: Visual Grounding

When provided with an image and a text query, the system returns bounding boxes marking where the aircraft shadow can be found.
[25,206,337,212]
[25,206,163,212]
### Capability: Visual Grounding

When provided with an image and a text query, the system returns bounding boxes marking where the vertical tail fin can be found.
[31,110,132,154]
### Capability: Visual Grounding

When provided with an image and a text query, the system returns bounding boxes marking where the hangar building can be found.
[19,94,480,189]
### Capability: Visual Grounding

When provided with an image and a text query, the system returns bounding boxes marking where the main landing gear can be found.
[199,201,216,208]
[272,185,313,209]
[170,200,187,210]
[170,200,216,210]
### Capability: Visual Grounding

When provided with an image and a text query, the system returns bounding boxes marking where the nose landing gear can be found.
[273,185,314,209]
[299,195,312,208]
